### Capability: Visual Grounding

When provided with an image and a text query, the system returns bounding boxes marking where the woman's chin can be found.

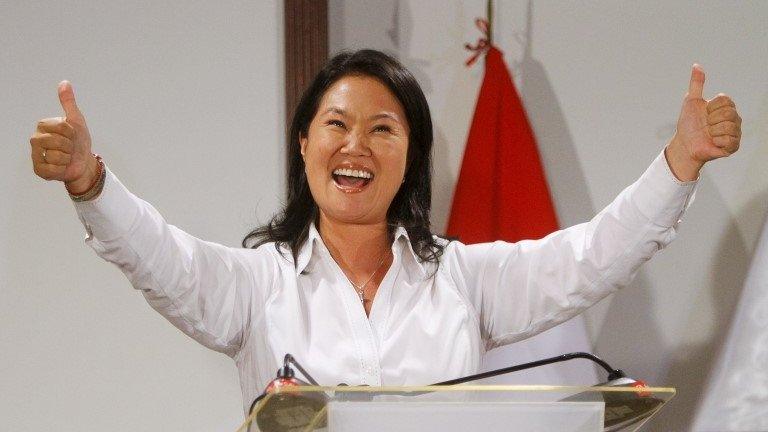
[321,203,382,225]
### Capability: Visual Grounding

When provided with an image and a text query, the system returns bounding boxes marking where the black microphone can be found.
[431,351,627,385]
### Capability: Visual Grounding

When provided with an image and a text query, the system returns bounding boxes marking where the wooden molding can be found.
[284,0,328,126]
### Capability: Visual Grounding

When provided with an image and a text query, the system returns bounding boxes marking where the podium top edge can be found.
[269,384,676,394]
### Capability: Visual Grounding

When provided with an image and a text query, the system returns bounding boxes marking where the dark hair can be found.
[242,49,445,265]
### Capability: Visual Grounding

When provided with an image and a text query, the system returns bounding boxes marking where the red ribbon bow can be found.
[464,18,491,66]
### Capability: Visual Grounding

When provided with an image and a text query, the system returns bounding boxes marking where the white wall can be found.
[330,1,768,431]
[0,1,284,430]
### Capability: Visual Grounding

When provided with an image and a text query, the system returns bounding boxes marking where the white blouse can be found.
[73,150,697,414]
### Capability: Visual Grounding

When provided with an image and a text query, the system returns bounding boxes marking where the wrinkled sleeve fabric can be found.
[450,151,698,350]
[72,167,272,358]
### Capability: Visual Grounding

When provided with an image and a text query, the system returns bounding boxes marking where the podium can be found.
[235,384,675,432]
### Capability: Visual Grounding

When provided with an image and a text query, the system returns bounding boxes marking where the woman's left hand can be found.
[665,64,742,181]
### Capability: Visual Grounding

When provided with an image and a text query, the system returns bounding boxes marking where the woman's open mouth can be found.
[332,167,374,193]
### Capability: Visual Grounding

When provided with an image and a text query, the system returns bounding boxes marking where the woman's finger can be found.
[708,121,740,138]
[36,117,76,139]
[706,93,736,114]
[32,161,67,181]
[712,135,740,153]
[707,107,741,126]
[36,149,72,166]
[29,132,74,154]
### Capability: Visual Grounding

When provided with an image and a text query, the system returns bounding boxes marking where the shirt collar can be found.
[294,223,427,277]
[295,223,322,275]
[392,226,427,277]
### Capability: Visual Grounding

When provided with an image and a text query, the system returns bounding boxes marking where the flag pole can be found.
[486,0,494,45]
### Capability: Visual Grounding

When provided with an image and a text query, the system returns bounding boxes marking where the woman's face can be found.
[301,75,410,225]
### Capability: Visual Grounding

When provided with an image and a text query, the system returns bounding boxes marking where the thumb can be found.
[687,63,705,100]
[58,80,86,124]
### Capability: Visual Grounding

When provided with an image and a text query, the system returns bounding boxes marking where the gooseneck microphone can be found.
[431,351,627,385]
[431,352,662,431]
[248,355,327,432]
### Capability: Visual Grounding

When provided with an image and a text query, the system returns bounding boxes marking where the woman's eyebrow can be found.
[369,112,399,122]
[323,106,346,116]
[323,106,401,123]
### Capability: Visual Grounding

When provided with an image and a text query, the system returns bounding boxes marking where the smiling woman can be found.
[29,48,741,416]
[243,50,444,316]
[304,77,409,226]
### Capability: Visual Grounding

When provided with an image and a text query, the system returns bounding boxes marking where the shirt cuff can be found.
[71,165,141,242]
[631,150,699,228]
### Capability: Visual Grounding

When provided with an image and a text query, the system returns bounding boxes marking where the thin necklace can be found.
[347,252,389,303]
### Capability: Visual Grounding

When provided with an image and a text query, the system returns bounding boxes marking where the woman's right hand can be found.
[30,81,99,194]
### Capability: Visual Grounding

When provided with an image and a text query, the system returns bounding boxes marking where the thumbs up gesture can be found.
[666,64,742,181]
[30,81,98,193]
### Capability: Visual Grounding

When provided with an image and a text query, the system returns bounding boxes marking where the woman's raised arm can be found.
[30,82,272,358]
[448,65,741,349]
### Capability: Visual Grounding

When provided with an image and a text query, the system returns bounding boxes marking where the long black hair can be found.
[242,49,445,265]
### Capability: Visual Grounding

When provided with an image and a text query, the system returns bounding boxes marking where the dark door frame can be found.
[284,0,328,138]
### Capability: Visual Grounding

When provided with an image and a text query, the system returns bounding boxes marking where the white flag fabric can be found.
[692,216,768,430]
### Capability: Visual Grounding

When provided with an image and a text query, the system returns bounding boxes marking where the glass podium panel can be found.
[235,385,675,432]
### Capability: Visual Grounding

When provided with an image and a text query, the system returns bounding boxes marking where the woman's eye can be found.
[373,124,392,133]
[327,119,346,129]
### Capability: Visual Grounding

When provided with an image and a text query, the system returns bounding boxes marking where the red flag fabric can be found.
[447,47,559,243]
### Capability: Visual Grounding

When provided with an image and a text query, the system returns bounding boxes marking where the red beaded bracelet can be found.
[67,154,105,202]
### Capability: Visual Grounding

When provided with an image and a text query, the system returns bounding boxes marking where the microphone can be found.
[431,352,662,431]
[560,376,664,432]
[431,351,627,385]
[248,354,328,432]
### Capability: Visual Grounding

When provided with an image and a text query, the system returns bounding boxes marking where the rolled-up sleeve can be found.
[73,167,270,358]
[452,150,698,350]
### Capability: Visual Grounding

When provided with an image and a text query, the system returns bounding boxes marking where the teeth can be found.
[333,168,373,179]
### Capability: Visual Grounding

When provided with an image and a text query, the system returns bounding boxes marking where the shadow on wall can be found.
[431,127,455,231]
[515,0,594,229]
[389,0,472,233]
[595,175,758,432]
[387,0,432,94]
[386,0,454,232]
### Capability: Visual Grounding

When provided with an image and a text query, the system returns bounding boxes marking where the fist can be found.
[30,81,96,190]
[667,64,742,180]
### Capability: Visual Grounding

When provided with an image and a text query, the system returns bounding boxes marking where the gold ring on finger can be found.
[42,148,47,162]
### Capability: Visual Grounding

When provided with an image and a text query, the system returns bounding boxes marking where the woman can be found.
[30,50,741,414]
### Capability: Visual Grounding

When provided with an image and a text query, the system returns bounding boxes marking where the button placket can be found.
[365,248,403,386]
[319,243,382,386]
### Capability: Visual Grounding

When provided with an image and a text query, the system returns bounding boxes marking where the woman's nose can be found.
[340,131,371,156]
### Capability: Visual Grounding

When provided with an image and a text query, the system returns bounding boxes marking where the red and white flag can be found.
[447,46,558,243]
[448,46,597,385]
